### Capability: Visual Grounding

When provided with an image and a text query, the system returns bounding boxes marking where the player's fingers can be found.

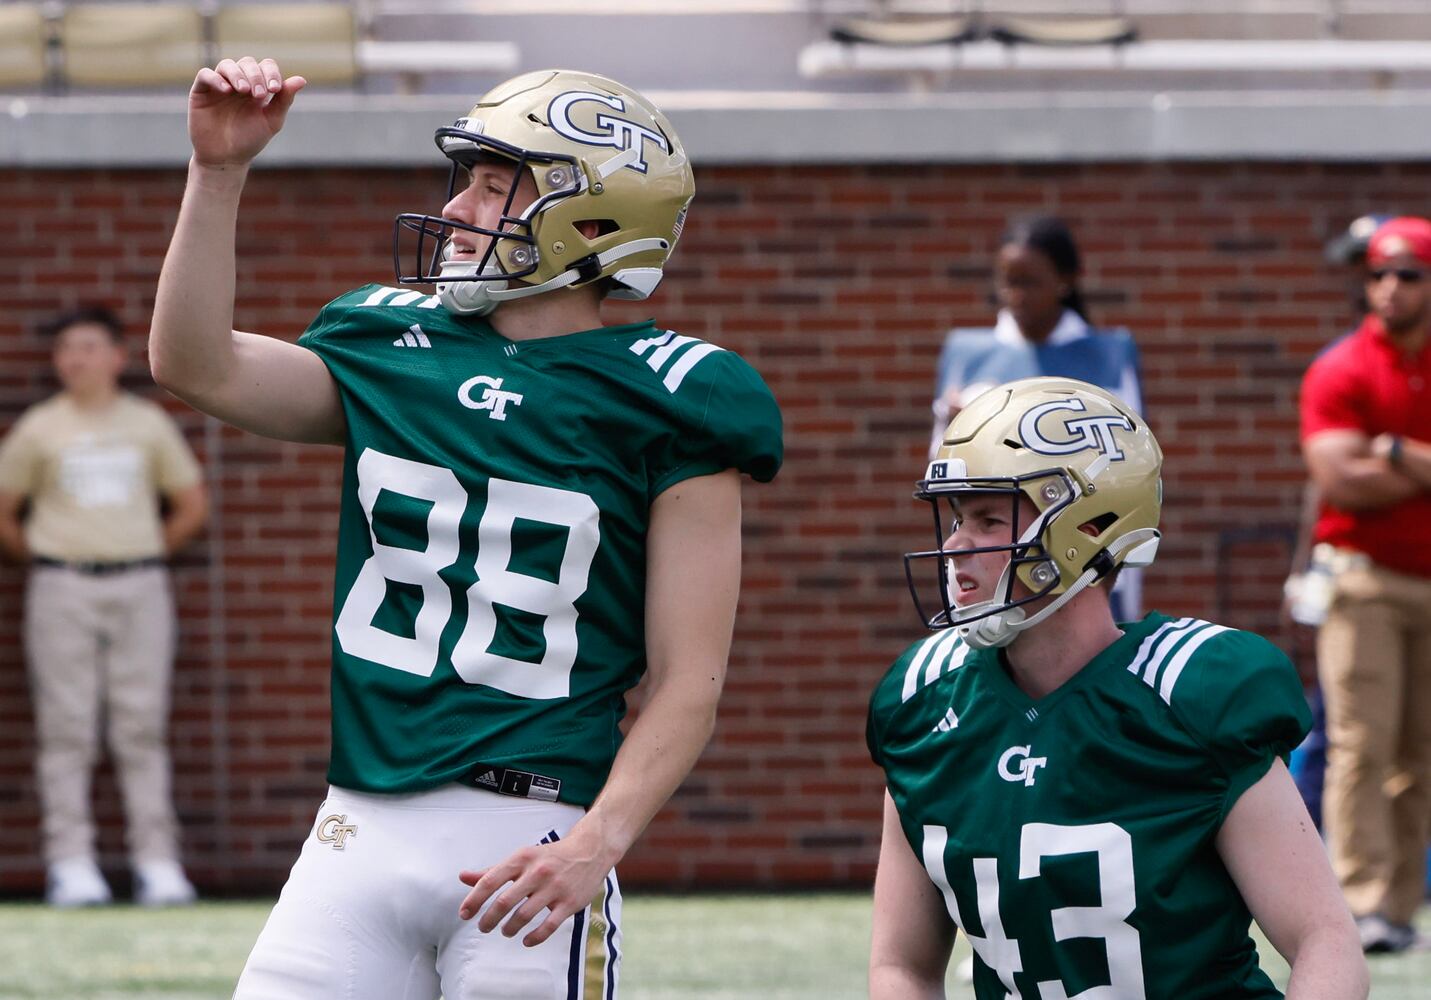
[462,862,524,923]
[500,894,553,938]
[266,77,306,124]
[214,58,248,93]
[257,58,283,92]
[477,881,531,933]
[457,870,507,920]
[521,907,570,948]
[191,67,232,96]
[456,865,512,920]
[235,55,269,97]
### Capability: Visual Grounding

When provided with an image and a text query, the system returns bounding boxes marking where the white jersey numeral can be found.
[453,479,599,699]
[920,822,1146,999]
[335,450,464,677]
[333,449,600,700]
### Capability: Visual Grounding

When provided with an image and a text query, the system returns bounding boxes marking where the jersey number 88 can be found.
[334,448,600,700]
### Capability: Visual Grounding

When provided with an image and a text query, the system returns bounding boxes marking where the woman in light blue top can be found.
[931,216,1146,619]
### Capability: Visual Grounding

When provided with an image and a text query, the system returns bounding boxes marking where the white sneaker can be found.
[133,858,197,907]
[46,857,113,908]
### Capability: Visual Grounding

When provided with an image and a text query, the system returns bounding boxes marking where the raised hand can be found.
[188,57,306,168]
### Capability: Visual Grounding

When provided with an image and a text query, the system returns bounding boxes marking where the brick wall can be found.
[0,161,1408,894]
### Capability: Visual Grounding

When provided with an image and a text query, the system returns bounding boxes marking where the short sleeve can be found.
[1301,346,1367,440]
[866,637,938,772]
[296,287,368,352]
[148,406,202,494]
[0,412,40,496]
[1172,630,1312,817]
[648,349,782,498]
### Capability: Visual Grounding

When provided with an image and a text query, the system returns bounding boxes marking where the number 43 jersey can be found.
[298,285,782,805]
[867,612,1312,1000]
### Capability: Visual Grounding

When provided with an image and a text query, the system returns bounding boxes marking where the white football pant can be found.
[233,784,622,1000]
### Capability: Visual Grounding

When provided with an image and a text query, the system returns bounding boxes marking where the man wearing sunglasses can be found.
[1300,215,1431,954]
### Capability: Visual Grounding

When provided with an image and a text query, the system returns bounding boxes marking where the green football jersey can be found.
[867,612,1312,1000]
[298,284,782,804]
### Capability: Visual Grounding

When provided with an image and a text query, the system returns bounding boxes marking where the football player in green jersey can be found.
[151,58,781,999]
[867,378,1365,999]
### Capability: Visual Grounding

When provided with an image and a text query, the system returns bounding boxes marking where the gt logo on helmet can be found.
[1019,398,1135,461]
[547,91,669,174]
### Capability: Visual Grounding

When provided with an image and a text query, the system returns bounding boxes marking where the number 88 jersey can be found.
[867,613,1312,999]
[299,285,782,805]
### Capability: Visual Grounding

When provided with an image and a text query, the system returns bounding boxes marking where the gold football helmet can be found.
[906,377,1162,648]
[395,69,695,315]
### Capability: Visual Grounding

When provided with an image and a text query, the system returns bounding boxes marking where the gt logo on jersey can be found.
[547,91,669,174]
[1019,398,1135,461]
[316,814,358,850]
[459,375,524,421]
[997,745,1047,787]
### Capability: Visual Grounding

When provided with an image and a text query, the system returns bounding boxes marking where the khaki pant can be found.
[24,564,181,866]
[1319,559,1431,925]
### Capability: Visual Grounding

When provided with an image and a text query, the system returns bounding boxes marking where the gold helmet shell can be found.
[908,377,1162,646]
[395,69,695,314]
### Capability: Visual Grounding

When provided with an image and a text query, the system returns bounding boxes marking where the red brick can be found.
[0,160,1371,893]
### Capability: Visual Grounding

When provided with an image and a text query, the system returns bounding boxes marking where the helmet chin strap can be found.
[438,238,669,316]
[954,528,1160,650]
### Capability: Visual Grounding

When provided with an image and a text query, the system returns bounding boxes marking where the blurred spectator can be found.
[0,306,208,907]
[1299,216,1431,954]
[1284,213,1392,828]
[1325,213,1396,321]
[930,215,1145,619]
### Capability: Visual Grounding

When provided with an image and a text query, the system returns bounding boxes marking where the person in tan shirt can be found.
[0,306,208,907]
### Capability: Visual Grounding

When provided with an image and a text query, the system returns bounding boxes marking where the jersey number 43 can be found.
[923,821,1147,999]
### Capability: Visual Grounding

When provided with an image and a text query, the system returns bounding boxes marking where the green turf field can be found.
[0,894,1423,998]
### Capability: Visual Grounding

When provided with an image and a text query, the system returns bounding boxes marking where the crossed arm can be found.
[1303,429,1425,510]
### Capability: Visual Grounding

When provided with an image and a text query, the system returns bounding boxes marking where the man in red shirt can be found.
[1301,215,1431,953]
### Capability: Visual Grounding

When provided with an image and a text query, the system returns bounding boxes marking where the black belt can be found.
[456,764,562,803]
[33,556,164,576]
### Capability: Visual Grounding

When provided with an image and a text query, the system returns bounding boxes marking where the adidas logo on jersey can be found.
[932,707,959,733]
[393,324,432,348]
[473,770,500,789]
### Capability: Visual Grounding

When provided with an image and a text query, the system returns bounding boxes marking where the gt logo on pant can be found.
[316,814,358,850]
[997,745,1048,787]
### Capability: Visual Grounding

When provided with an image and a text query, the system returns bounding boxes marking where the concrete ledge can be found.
[4,89,1431,167]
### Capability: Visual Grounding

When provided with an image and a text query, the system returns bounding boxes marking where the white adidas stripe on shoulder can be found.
[359,286,442,309]
[901,630,971,703]
[1127,617,1232,705]
[629,330,726,393]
